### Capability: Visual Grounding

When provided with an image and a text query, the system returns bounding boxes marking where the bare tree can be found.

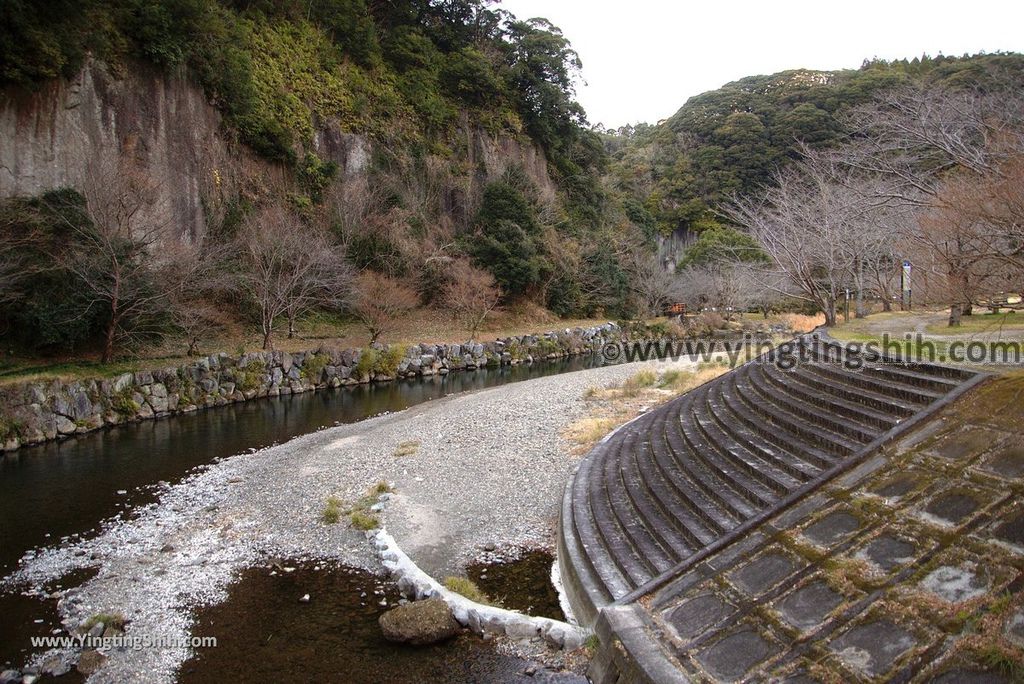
[41,159,217,362]
[675,261,775,321]
[620,243,682,318]
[172,301,229,357]
[236,206,353,351]
[443,259,502,340]
[833,81,1024,324]
[726,161,859,327]
[349,271,419,344]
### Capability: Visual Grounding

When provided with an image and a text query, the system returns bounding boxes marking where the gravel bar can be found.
[4,356,696,683]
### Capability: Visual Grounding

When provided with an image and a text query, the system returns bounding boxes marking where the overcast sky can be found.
[499,0,1024,128]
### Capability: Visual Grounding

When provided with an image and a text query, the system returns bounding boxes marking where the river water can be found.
[0,355,606,678]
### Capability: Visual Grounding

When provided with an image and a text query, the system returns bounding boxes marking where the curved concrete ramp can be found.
[559,335,989,681]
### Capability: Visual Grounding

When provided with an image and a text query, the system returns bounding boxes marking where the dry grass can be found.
[393,440,421,457]
[443,576,498,606]
[778,312,826,333]
[567,364,729,454]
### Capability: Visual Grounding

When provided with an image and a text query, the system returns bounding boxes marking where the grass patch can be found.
[336,481,395,530]
[583,633,600,655]
[321,496,343,524]
[620,369,657,397]
[81,612,126,632]
[925,311,1024,335]
[443,576,496,605]
[349,510,380,531]
[393,440,420,457]
[978,644,1024,681]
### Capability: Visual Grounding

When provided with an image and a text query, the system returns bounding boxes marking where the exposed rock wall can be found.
[0,59,556,241]
[0,324,621,452]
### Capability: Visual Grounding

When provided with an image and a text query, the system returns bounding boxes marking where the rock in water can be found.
[378,598,460,646]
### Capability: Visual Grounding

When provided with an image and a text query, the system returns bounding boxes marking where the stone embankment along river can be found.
[0,323,622,452]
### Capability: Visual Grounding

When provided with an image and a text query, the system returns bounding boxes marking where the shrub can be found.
[354,348,378,378]
[111,388,140,418]
[377,345,405,376]
[0,417,23,442]
[300,353,329,382]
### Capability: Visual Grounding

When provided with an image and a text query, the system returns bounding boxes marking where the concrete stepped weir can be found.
[557,333,989,682]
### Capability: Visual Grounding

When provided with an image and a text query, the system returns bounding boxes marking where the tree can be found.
[349,271,419,344]
[620,244,682,318]
[467,181,545,297]
[835,81,1024,324]
[236,206,352,351]
[726,159,861,327]
[443,259,502,340]
[45,159,217,362]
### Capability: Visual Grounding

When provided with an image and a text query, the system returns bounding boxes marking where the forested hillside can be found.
[0,0,647,363]
[606,53,1024,237]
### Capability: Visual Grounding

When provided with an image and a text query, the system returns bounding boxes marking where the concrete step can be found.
[760,361,900,431]
[560,339,985,605]
[745,363,882,445]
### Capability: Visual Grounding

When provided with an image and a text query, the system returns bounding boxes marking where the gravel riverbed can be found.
[3,356,696,683]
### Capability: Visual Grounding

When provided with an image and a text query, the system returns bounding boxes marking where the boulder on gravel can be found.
[379,598,460,645]
[77,650,107,675]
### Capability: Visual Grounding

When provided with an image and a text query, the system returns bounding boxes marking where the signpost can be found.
[901,259,912,311]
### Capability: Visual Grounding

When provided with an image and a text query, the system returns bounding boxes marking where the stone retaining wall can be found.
[0,323,621,452]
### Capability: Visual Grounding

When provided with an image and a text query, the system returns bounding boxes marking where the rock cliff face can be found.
[0,59,556,240]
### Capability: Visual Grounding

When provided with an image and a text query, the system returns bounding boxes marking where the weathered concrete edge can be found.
[562,345,992,684]
[556,403,665,628]
[589,604,689,684]
[372,529,588,650]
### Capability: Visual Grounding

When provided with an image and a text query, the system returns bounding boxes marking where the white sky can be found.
[499,0,1024,128]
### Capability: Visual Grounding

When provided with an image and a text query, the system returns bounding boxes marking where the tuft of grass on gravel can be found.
[349,510,380,530]
[443,576,497,605]
[82,612,126,632]
[340,481,395,530]
[394,440,420,457]
[321,496,343,524]
[620,369,658,396]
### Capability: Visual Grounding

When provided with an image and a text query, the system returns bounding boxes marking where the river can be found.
[0,355,606,679]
